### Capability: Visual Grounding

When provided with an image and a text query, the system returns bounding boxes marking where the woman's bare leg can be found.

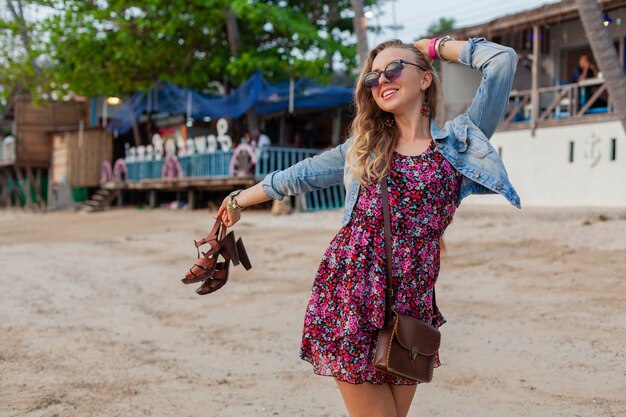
[335,379,398,417]
[389,384,418,417]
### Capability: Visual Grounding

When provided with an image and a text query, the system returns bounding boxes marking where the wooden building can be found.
[442,0,626,131]
[0,93,107,209]
[440,0,626,207]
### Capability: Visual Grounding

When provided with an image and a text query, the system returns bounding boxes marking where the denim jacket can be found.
[262,38,521,227]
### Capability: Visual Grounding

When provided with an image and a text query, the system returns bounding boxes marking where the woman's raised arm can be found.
[416,37,518,139]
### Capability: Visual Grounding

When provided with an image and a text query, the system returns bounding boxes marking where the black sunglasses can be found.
[362,59,428,90]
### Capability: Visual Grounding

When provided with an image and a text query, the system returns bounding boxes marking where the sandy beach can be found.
[1,204,625,417]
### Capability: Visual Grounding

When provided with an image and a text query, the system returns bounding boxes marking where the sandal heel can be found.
[221,231,240,266]
[236,237,252,270]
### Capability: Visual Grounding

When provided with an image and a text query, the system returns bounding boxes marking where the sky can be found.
[366,0,562,45]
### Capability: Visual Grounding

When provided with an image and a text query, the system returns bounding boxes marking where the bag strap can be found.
[380,176,438,328]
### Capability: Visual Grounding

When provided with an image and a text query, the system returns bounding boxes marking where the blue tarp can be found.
[107,71,354,134]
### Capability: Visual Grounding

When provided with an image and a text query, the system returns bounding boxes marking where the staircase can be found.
[78,188,118,213]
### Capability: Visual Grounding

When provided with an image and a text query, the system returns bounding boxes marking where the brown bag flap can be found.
[393,311,441,355]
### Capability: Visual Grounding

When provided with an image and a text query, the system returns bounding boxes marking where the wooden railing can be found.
[501,78,612,130]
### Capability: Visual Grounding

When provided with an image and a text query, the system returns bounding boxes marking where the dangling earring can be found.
[383,112,395,128]
[421,92,431,119]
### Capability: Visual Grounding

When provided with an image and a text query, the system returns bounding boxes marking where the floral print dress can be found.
[300,140,463,385]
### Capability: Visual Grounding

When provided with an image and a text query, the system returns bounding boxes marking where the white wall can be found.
[464,121,626,207]
[441,62,481,119]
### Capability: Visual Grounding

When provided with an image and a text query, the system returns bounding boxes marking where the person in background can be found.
[240,131,252,145]
[571,53,606,109]
[252,130,271,162]
[571,53,597,83]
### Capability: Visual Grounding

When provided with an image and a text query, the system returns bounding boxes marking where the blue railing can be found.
[254,146,323,177]
[123,146,346,212]
[126,150,234,181]
[304,184,346,212]
[253,146,346,212]
[180,151,234,178]
[127,159,163,181]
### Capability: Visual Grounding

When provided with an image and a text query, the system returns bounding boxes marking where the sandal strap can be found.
[194,219,227,257]
[194,257,216,268]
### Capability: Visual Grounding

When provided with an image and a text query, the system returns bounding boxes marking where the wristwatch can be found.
[227,189,245,211]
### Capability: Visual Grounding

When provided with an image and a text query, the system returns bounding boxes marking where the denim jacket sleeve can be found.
[261,139,350,200]
[456,38,518,139]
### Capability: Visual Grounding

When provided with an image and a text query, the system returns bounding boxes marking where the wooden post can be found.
[132,117,142,147]
[26,166,45,211]
[187,188,195,210]
[531,24,540,136]
[279,114,286,146]
[117,189,122,207]
[13,166,32,209]
[332,108,342,146]
[0,168,10,208]
[6,168,21,208]
[149,190,156,208]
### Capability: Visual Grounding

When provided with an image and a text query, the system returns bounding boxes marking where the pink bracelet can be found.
[428,37,440,60]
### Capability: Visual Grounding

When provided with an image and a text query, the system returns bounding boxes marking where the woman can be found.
[215,37,520,417]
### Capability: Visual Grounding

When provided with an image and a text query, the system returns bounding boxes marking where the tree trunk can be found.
[6,0,39,73]
[226,8,259,137]
[576,0,626,133]
[351,0,369,67]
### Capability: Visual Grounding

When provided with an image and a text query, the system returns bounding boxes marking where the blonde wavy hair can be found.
[346,39,443,185]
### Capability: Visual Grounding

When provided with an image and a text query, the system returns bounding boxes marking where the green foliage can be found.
[0,0,373,104]
[420,17,456,39]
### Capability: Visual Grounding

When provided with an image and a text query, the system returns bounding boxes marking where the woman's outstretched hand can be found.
[215,196,241,228]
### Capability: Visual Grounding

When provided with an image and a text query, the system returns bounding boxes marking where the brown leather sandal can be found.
[181,219,227,284]
[195,230,245,294]
[183,218,253,295]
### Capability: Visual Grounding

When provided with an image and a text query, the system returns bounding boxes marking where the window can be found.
[569,141,575,163]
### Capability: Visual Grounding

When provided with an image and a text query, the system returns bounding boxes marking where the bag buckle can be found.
[385,288,394,297]
[409,347,418,361]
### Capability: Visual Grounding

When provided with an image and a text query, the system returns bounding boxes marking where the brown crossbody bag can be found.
[372,175,441,383]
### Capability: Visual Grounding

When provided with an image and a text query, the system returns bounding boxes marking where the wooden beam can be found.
[576,84,608,116]
[531,25,540,136]
[504,94,530,124]
[539,88,570,121]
